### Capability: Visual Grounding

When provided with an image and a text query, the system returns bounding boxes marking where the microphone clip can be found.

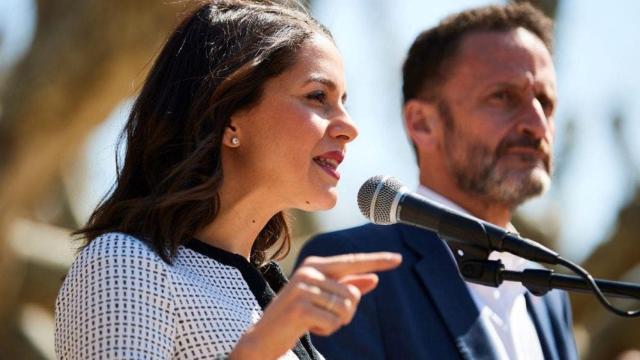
[446,240,505,288]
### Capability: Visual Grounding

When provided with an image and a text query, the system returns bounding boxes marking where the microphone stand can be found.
[448,242,640,300]
[458,259,640,299]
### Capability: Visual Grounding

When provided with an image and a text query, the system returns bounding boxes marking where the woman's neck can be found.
[195,184,280,260]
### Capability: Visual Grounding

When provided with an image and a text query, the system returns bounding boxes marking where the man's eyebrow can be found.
[489,79,528,89]
[491,78,556,94]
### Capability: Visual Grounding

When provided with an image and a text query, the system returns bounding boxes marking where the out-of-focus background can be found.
[0,0,638,358]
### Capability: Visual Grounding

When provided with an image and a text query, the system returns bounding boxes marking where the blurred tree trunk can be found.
[570,114,640,359]
[570,194,640,359]
[0,0,187,216]
[572,193,640,319]
[0,0,188,356]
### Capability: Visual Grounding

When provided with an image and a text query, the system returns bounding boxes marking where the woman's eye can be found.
[306,91,327,104]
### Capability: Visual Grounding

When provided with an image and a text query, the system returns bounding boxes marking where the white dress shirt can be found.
[417,185,545,360]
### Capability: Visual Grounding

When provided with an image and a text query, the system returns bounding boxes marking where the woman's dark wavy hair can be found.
[75,0,332,265]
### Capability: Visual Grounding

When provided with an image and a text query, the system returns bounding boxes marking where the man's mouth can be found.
[505,146,546,158]
[498,134,550,167]
[502,147,551,172]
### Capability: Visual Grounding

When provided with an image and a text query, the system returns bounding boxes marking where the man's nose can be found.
[517,97,552,140]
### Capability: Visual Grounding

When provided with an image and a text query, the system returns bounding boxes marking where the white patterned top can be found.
[55,232,321,359]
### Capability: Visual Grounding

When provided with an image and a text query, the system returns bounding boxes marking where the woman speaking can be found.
[54,0,401,359]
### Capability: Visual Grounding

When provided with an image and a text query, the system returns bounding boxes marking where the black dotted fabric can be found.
[55,232,321,359]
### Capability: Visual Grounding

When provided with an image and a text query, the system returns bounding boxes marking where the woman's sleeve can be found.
[55,234,176,359]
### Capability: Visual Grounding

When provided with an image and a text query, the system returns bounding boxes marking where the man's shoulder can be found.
[311,222,402,248]
[298,223,423,263]
[316,222,402,240]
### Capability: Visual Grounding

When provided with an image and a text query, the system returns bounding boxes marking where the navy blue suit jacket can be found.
[296,223,578,360]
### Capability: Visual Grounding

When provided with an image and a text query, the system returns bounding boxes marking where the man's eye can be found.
[491,91,511,101]
[537,95,554,112]
[306,91,327,104]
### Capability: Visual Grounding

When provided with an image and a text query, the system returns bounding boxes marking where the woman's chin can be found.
[298,191,338,212]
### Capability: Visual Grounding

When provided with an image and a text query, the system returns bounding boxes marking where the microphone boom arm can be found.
[460,259,640,300]
[358,175,640,316]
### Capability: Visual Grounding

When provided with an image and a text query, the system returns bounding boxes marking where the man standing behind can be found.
[297,3,578,360]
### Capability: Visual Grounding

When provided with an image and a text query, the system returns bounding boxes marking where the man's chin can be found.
[527,167,552,194]
[490,168,551,205]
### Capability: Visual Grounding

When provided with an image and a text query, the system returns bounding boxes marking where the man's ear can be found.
[403,99,441,150]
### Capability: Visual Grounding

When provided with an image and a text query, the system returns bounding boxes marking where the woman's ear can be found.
[222,124,241,148]
[403,99,441,151]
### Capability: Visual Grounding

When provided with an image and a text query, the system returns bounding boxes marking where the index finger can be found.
[302,252,402,279]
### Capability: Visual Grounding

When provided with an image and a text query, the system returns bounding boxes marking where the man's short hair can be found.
[402,3,553,104]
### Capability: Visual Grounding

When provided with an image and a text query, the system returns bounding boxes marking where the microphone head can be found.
[357,176,407,225]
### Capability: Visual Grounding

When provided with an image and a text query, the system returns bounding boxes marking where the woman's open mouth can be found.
[313,151,344,180]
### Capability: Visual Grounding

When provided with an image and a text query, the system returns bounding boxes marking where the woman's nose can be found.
[329,110,358,142]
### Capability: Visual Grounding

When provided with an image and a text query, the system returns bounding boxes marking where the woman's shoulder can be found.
[56,233,176,358]
[67,232,168,281]
[58,232,174,315]
[79,232,162,261]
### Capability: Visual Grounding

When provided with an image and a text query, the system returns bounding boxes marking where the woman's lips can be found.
[313,151,344,180]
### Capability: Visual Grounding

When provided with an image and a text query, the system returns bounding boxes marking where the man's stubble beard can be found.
[439,101,552,208]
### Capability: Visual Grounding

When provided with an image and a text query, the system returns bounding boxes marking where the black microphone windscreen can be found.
[357,176,406,224]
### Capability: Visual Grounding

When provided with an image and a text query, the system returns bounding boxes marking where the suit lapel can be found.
[399,225,503,360]
[526,293,559,360]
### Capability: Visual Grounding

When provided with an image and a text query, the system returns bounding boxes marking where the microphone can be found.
[357,175,560,265]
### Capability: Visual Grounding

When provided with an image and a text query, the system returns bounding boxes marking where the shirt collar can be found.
[415,184,528,272]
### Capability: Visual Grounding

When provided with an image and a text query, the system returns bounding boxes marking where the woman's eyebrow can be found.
[303,75,336,90]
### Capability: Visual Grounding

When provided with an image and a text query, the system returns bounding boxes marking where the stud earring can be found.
[231,136,240,146]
